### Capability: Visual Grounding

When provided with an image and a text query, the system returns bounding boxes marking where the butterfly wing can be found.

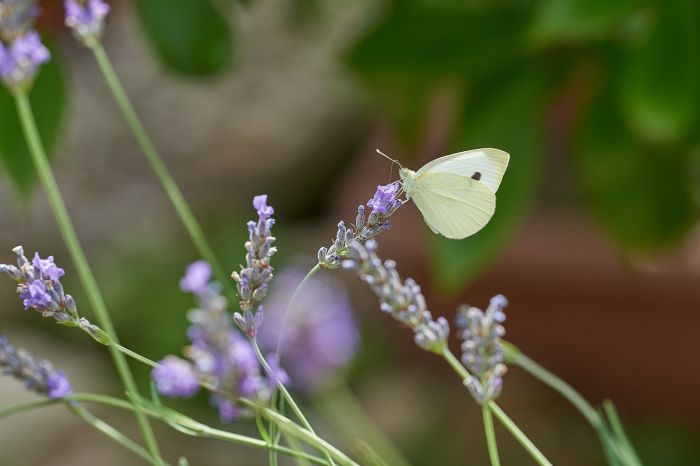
[416,148,509,193]
[410,171,496,239]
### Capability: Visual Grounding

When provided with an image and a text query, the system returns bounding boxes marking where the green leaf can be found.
[618,0,700,145]
[347,2,528,83]
[428,70,545,292]
[574,85,696,251]
[137,0,233,77]
[0,42,67,202]
[528,0,644,45]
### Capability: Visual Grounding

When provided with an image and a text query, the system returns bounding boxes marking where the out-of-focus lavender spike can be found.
[0,0,39,42]
[0,334,72,399]
[0,29,49,90]
[64,0,110,45]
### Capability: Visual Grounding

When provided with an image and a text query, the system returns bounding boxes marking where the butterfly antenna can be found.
[376,148,400,166]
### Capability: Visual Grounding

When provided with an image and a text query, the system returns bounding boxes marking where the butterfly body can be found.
[398,148,509,240]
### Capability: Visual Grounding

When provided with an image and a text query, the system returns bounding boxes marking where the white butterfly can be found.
[380,148,510,240]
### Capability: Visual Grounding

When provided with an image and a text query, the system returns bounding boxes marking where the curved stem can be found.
[113,343,159,368]
[89,43,234,302]
[503,341,600,427]
[252,337,337,466]
[482,404,501,466]
[63,393,330,465]
[275,263,321,356]
[14,91,163,465]
[69,404,172,466]
[489,402,552,466]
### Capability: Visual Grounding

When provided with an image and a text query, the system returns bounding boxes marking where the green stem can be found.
[13,91,164,466]
[503,341,600,427]
[482,404,501,466]
[241,400,360,466]
[489,402,552,466]
[113,343,159,368]
[38,393,329,466]
[441,348,552,466]
[252,337,337,466]
[89,42,233,301]
[69,404,172,466]
[275,263,321,356]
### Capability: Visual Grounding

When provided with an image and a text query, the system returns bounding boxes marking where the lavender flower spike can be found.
[154,267,276,422]
[64,0,110,45]
[232,194,277,317]
[0,335,72,399]
[0,30,49,89]
[1,247,111,345]
[343,240,449,354]
[318,183,403,269]
[456,295,508,404]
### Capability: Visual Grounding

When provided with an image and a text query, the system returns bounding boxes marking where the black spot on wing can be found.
[471,172,482,181]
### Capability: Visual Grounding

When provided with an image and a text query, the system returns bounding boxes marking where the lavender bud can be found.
[64,0,110,45]
[78,317,111,345]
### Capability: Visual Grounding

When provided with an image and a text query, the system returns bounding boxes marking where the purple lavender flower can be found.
[155,269,277,422]
[0,335,72,399]
[1,247,110,345]
[253,194,274,221]
[64,0,110,44]
[343,240,449,354]
[258,265,359,393]
[0,0,39,42]
[46,371,72,399]
[32,253,65,283]
[456,295,508,404]
[0,30,49,89]
[232,195,277,315]
[318,185,403,269]
[1,246,77,323]
[367,182,400,214]
[179,260,212,296]
[152,356,200,398]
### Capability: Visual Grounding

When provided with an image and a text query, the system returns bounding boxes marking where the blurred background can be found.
[1,0,700,464]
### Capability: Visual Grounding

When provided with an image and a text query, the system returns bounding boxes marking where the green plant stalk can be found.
[69,404,173,466]
[441,348,552,466]
[502,342,637,464]
[252,337,337,466]
[88,43,233,301]
[0,399,168,465]
[482,404,501,466]
[13,91,164,466]
[0,394,331,466]
[241,399,360,466]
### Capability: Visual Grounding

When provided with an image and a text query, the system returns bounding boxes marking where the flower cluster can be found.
[318,182,403,269]
[0,0,38,41]
[0,335,71,399]
[456,295,508,404]
[64,0,110,45]
[343,240,449,354]
[153,262,278,422]
[0,247,110,344]
[258,265,359,393]
[231,195,277,336]
[1,246,77,324]
[0,29,49,89]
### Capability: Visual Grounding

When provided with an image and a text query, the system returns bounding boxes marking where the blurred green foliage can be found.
[137,0,234,77]
[0,40,66,202]
[346,0,700,290]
